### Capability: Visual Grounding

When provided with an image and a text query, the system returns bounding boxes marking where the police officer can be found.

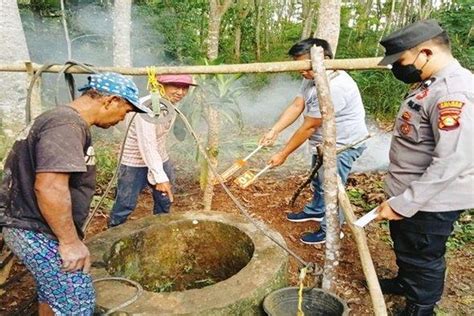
[375,20,473,315]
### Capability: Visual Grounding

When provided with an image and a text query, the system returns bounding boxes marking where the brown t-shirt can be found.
[0,106,96,239]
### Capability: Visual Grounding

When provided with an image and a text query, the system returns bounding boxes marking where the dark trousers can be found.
[389,210,462,305]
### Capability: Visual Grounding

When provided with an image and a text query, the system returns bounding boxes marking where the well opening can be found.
[105,220,254,292]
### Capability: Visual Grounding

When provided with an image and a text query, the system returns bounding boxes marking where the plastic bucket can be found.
[263,287,349,316]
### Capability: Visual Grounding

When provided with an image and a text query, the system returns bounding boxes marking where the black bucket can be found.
[263,287,349,316]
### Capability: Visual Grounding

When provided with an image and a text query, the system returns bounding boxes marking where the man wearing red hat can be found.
[108,74,196,227]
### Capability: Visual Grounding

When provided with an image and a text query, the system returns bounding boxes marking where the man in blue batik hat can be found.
[0,72,151,315]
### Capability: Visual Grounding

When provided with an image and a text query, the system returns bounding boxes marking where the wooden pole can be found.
[310,45,340,292]
[0,58,386,75]
[25,62,42,122]
[337,176,388,315]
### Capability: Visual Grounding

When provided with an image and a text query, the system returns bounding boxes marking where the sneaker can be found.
[287,211,324,222]
[398,301,435,316]
[379,277,405,295]
[300,230,344,245]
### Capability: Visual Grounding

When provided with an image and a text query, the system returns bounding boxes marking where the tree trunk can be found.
[202,102,220,211]
[375,0,396,56]
[311,45,340,293]
[398,0,408,27]
[301,0,316,40]
[0,0,31,132]
[254,0,262,61]
[313,0,341,55]
[234,26,242,61]
[113,0,132,67]
[207,0,233,61]
[203,0,233,211]
[263,4,270,53]
[233,0,252,62]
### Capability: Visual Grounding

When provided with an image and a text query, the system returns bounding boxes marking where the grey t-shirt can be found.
[0,106,96,239]
[300,71,368,149]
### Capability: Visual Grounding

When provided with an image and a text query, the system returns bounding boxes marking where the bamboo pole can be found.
[337,176,388,315]
[25,62,42,121]
[0,58,385,75]
[311,46,340,293]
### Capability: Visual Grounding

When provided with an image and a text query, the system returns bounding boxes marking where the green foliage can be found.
[94,142,119,191]
[446,210,473,251]
[434,0,474,69]
[351,71,407,120]
[135,1,208,63]
[179,72,245,141]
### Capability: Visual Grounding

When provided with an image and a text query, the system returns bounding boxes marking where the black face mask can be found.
[391,62,423,84]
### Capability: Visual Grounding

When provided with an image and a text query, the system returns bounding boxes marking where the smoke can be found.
[238,74,301,128]
[14,4,391,173]
[352,121,391,172]
[18,3,169,110]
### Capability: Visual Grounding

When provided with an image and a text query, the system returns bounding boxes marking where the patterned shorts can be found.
[3,227,95,315]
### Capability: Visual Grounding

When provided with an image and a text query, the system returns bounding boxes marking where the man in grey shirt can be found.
[376,20,473,315]
[260,38,368,245]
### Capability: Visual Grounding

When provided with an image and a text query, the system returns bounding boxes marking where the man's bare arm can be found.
[269,116,322,167]
[35,172,91,273]
[260,96,305,146]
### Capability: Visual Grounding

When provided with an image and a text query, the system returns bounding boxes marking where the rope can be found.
[92,277,143,315]
[146,66,165,96]
[81,113,137,233]
[297,267,308,316]
[166,99,316,270]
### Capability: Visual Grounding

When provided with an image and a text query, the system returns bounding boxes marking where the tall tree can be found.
[0,0,31,132]
[254,0,263,61]
[375,0,396,56]
[113,0,132,67]
[233,0,252,61]
[301,0,316,39]
[207,0,233,60]
[202,0,233,211]
[314,0,341,55]
[313,0,342,293]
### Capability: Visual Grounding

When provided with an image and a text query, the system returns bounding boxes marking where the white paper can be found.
[354,198,393,228]
[353,208,378,228]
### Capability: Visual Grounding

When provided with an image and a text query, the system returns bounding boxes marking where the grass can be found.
[447,209,473,251]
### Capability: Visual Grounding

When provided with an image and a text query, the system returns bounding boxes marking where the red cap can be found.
[157,74,197,86]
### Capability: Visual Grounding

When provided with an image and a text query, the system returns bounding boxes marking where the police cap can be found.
[378,20,444,66]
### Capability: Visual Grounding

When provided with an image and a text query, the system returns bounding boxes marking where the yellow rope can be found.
[297,266,307,316]
[146,66,165,96]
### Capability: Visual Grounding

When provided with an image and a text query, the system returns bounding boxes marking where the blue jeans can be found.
[108,160,176,227]
[303,146,366,232]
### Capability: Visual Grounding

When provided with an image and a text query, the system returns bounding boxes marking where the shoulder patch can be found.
[437,101,465,131]
[438,101,464,110]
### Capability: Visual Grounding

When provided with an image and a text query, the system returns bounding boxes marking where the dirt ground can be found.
[1,170,472,315]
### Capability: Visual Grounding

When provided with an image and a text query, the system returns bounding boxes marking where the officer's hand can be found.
[375,200,404,221]
[155,182,174,202]
[58,239,91,273]
[259,129,278,147]
[268,152,287,168]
